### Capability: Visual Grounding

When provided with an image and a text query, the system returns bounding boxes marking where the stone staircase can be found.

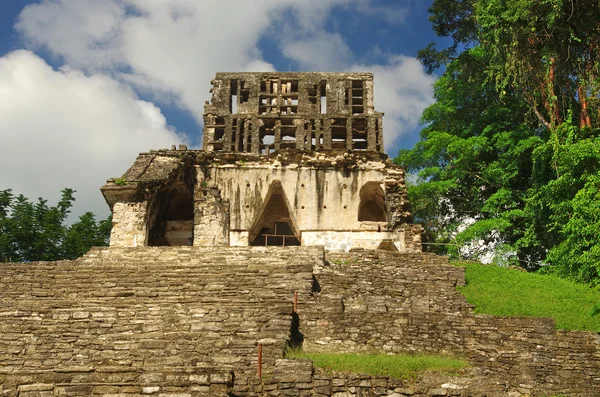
[300,250,473,353]
[0,246,318,396]
[298,249,600,396]
[2,247,600,396]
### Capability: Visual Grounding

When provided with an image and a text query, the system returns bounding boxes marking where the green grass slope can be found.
[285,351,468,380]
[456,261,600,331]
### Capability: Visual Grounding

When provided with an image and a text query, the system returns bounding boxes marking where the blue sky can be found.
[0,0,446,219]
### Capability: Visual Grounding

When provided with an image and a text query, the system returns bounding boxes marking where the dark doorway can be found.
[250,181,300,246]
[148,182,194,246]
[358,182,387,222]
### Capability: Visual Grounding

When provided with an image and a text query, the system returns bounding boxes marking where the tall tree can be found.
[402,0,600,281]
[399,47,543,264]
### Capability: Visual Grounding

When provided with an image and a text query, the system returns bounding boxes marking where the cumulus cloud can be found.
[282,33,435,150]
[7,0,432,221]
[352,56,435,151]
[15,0,397,120]
[0,50,184,219]
[281,33,353,71]
[15,0,355,123]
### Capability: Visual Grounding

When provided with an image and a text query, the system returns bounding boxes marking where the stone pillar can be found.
[377,115,384,152]
[367,117,377,151]
[233,118,242,152]
[250,118,262,154]
[203,114,216,152]
[346,118,353,150]
[223,116,233,152]
[274,120,282,151]
[295,119,305,150]
[109,202,148,247]
[365,79,374,113]
[323,118,332,150]
[194,187,230,247]
[243,119,252,152]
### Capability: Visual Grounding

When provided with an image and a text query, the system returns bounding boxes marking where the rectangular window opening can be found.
[320,80,327,114]
[230,79,238,113]
[238,122,245,152]
[214,128,225,141]
[353,138,367,151]
[308,85,318,105]
[240,80,249,103]
[231,95,238,114]
[320,97,327,114]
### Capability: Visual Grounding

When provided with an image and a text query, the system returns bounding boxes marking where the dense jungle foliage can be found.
[0,188,111,262]
[397,0,600,284]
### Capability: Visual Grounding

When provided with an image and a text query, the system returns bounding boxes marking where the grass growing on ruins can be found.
[285,351,468,379]
[455,261,600,331]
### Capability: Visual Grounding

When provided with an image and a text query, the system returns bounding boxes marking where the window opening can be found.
[238,121,245,152]
[352,80,364,114]
[260,122,275,155]
[231,95,238,114]
[230,79,238,113]
[308,84,318,105]
[358,182,387,222]
[240,80,249,103]
[320,80,327,114]
[250,181,300,246]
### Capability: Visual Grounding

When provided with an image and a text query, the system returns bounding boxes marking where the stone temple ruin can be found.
[1,73,600,397]
[100,72,422,252]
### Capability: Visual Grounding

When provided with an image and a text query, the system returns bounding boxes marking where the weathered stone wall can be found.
[2,247,598,396]
[299,250,600,396]
[109,202,148,247]
[203,72,384,154]
[301,225,421,253]
[0,246,317,396]
[193,187,230,246]
[236,359,523,397]
[101,150,416,251]
[208,152,411,247]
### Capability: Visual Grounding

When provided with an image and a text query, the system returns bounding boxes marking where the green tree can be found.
[0,189,111,262]
[420,0,599,131]
[401,0,600,281]
[63,212,112,259]
[398,47,543,264]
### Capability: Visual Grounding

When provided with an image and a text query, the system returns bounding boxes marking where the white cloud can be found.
[15,0,352,124]
[15,0,386,121]
[351,56,435,151]
[7,0,432,221]
[0,50,185,220]
[356,2,410,25]
[281,32,353,71]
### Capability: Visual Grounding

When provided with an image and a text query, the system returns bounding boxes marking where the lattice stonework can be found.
[202,72,384,154]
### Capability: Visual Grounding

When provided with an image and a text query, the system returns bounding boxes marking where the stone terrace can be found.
[1,247,599,396]
[301,250,600,396]
[0,247,317,396]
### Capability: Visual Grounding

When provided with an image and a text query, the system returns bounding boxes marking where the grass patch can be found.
[285,351,468,380]
[455,261,600,331]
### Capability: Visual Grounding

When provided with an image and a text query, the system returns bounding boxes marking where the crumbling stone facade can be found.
[102,72,419,252]
[202,72,383,153]
[1,247,599,396]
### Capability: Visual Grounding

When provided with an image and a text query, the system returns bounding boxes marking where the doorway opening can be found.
[358,182,387,222]
[250,181,300,246]
[147,181,194,246]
